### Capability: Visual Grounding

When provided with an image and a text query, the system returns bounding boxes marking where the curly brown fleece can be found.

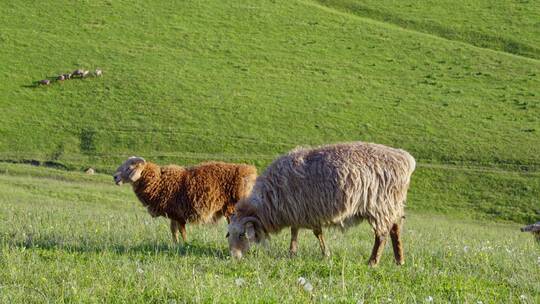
[114,158,257,243]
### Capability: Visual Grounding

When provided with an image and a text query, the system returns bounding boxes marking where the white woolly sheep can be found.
[227,142,416,266]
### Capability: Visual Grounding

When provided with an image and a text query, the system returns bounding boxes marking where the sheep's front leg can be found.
[313,228,330,257]
[289,227,299,256]
[170,220,180,244]
[390,223,404,265]
[368,233,387,267]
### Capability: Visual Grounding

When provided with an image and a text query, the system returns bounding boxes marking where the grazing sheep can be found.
[57,75,65,81]
[85,168,95,175]
[38,79,50,85]
[95,69,102,77]
[72,69,84,77]
[63,73,72,80]
[521,221,540,242]
[114,157,257,244]
[81,70,89,78]
[227,142,416,266]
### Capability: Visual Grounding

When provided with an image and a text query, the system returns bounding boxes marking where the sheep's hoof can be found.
[368,260,379,267]
[321,250,331,258]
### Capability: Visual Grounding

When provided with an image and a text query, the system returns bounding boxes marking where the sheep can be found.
[521,221,540,243]
[95,69,102,77]
[72,69,84,77]
[63,73,72,80]
[227,142,416,266]
[38,79,50,85]
[81,70,89,78]
[57,75,65,81]
[114,157,257,244]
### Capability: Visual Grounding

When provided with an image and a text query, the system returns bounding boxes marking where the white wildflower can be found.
[520,294,526,301]
[136,267,144,274]
[477,301,483,304]
[303,282,313,293]
[463,246,469,253]
[426,296,433,302]
[235,278,245,287]
[357,300,364,304]
[297,277,313,293]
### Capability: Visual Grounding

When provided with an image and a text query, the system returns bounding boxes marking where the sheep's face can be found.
[227,216,265,259]
[113,157,146,185]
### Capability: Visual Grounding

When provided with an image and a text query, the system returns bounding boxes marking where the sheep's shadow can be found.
[9,237,228,259]
[22,75,91,88]
[22,84,39,88]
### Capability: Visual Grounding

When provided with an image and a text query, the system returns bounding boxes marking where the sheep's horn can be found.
[239,216,262,230]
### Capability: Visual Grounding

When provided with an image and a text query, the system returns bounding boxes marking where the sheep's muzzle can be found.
[113,173,123,185]
[230,248,243,259]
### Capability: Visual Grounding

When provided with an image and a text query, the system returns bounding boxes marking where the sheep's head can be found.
[113,156,146,185]
[227,215,265,259]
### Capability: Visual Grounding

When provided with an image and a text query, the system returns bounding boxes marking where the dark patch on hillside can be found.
[315,0,540,60]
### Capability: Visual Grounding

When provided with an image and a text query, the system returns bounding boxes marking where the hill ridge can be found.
[304,0,540,61]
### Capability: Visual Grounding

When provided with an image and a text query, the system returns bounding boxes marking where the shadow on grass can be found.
[7,236,228,259]
[22,75,95,88]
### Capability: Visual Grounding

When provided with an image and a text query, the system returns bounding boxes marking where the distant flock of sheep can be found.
[114,141,416,266]
[38,68,102,85]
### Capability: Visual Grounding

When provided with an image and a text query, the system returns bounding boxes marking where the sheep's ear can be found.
[127,158,146,172]
[127,160,144,182]
[128,156,146,164]
[128,167,143,182]
[245,222,257,241]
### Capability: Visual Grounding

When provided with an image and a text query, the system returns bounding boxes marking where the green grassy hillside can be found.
[315,0,540,59]
[1,0,538,224]
[0,165,538,303]
[1,1,538,171]
[1,1,539,300]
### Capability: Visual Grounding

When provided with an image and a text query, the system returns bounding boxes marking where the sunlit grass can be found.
[0,165,538,303]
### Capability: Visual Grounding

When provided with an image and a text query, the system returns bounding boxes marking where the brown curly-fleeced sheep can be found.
[227,142,415,266]
[114,157,257,244]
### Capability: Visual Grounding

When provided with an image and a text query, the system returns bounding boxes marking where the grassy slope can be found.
[314,0,540,59]
[0,0,538,172]
[0,1,538,300]
[0,165,538,303]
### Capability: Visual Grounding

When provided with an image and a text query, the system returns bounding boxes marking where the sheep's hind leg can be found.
[368,233,387,267]
[390,223,404,265]
[289,227,299,256]
[313,228,330,257]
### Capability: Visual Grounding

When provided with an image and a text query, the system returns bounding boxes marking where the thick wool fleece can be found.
[134,162,257,224]
[235,142,415,236]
